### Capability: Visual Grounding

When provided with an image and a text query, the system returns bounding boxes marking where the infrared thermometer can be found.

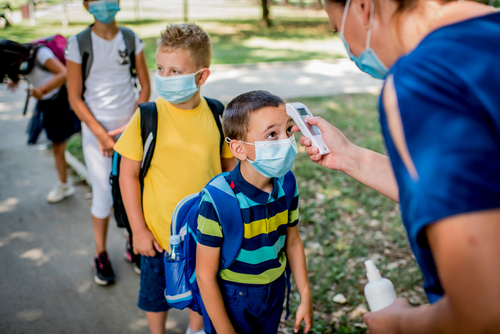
[286,102,330,155]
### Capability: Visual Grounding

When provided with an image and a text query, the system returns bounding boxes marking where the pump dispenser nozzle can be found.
[363,259,397,312]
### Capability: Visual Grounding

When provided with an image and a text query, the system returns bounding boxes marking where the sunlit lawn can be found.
[67,93,426,333]
[1,17,344,68]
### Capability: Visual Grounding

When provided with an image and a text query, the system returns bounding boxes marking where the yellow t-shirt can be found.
[114,97,234,249]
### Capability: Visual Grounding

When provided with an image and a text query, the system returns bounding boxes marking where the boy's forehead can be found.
[156,48,195,66]
[249,105,293,128]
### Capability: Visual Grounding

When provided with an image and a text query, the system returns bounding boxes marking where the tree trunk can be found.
[316,0,323,9]
[262,0,271,27]
[281,0,290,5]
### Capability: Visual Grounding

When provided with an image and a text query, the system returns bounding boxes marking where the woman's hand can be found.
[293,116,351,171]
[96,132,116,157]
[363,298,412,334]
[108,123,129,137]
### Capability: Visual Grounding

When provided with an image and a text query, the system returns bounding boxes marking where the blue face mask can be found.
[339,0,388,79]
[88,0,120,25]
[232,135,298,178]
[155,70,201,104]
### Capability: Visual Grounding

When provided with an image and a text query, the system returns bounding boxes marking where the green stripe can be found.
[235,235,286,264]
[220,254,287,284]
[197,216,222,237]
[289,207,299,222]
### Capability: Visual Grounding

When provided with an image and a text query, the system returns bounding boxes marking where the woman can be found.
[297,0,500,332]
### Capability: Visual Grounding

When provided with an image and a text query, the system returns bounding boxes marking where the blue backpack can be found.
[164,170,296,318]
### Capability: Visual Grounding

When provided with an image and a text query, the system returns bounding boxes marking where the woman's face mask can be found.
[338,0,388,79]
[88,0,121,25]
[155,70,202,104]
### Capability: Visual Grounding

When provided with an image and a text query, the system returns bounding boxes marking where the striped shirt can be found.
[197,164,299,285]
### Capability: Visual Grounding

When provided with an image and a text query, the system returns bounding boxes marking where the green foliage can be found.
[66,133,84,164]
[1,17,340,68]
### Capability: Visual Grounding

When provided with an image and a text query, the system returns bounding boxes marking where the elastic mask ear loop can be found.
[340,0,352,36]
[225,137,256,146]
[366,0,374,49]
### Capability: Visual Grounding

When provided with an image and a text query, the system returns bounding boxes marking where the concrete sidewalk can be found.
[0,60,381,333]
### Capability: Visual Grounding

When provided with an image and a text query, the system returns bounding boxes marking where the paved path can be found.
[160,59,383,103]
[0,60,381,333]
[0,84,188,333]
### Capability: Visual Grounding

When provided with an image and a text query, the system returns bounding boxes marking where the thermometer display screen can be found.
[296,107,320,135]
[298,108,309,117]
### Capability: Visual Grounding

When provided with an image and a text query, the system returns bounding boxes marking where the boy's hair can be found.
[223,90,285,141]
[158,23,211,69]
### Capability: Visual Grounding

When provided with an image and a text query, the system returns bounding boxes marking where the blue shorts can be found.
[205,275,286,334]
[137,252,171,313]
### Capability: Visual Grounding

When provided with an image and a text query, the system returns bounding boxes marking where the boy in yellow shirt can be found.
[114,23,236,334]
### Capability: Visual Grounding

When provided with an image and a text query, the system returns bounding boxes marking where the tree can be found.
[262,0,271,27]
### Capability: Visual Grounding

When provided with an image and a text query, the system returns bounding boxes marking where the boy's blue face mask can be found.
[339,0,388,79]
[88,0,120,25]
[155,70,201,104]
[229,135,298,178]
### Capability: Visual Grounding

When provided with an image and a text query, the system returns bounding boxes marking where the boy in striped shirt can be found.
[196,90,313,334]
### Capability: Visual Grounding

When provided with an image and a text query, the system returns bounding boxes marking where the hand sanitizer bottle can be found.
[364,259,397,312]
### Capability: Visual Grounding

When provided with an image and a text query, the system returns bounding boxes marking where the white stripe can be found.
[141,132,154,169]
[165,290,192,301]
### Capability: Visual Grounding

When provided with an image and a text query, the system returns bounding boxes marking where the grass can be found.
[1,17,342,68]
[65,93,426,333]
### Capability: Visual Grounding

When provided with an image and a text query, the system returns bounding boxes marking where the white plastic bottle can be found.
[364,259,397,312]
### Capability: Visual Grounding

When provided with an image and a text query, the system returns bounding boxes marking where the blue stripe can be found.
[166,295,193,303]
[236,235,286,264]
[228,256,285,275]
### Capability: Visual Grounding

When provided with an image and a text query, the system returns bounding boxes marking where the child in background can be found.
[1,39,80,203]
[66,0,151,285]
[196,90,313,334]
[115,23,236,334]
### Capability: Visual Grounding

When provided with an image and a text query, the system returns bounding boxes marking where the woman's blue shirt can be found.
[378,12,500,303]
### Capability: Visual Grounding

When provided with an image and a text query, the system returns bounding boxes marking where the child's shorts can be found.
[206,275,286,334]
[137,251,171,313]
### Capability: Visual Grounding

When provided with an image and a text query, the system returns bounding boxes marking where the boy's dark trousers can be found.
[205,275,286,334]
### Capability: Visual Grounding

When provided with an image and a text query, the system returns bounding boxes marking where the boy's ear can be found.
[83,0,90,11]
[229,140,248,161]
[196,68,211,87]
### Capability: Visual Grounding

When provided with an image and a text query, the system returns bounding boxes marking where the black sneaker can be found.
[93,251,115,285]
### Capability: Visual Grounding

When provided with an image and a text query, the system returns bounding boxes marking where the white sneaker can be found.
[47,182,75,203]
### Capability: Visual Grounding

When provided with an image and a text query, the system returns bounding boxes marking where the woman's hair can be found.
[326,0,456,47]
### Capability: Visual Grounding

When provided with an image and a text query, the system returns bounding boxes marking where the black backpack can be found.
[109,97,226,230]
[76,25,136,97]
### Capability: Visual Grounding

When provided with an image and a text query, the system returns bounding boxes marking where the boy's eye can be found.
[287,126,293,134]
[172,70,180,75]
[157,67,163,72]
[266,131,277,140]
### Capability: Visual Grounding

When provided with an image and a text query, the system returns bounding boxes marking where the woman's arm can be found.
[196,244,237,334]
[295,117,399,202]
[285,226,313,333]
[29,57,67,100]
[66,59,115,157]
[363,209,500,333]
[119,156,162,257]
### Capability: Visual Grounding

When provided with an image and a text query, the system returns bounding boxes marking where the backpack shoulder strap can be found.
[76,26,93,97]
[202,173,243,270]
[204,97,225,155]
[138,102,158,185]
[119,26,136,78]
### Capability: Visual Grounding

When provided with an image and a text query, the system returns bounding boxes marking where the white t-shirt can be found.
[65,30,145,122]
[24,47,59,100]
